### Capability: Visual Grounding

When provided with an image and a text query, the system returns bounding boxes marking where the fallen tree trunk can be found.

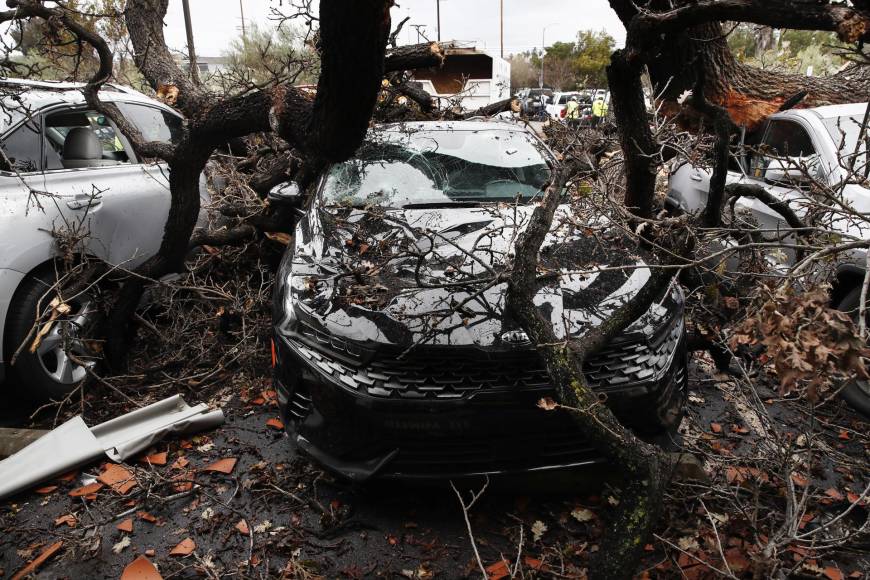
[610,0,870,129]
[460,97,519,119]
[385,41,445,73]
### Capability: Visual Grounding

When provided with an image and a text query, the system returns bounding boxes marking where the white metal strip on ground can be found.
[0,395,224,501]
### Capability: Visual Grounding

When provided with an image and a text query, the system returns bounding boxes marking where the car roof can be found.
[780,102,870,121]
[0,77,170,132]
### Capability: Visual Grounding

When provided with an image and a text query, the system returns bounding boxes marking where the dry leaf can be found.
[710,422,723,434]
[69,482,103,497]
[791,473,809,487]
[536,397,558,411]
[265,232,292,245]
[485,559,510,580]
[677,536,699,551]
[235,520,250,535]
[99,464,138,495]
[54,514,76,528]
[11,541,63,580]
[524,556,544,571]
[824,567,845,580]
[56,471,77,482]
[35,485,58,494]
[170,538,196,557]
[140,452,168,466]
[266,418,285,430]
[116,518,134,533]
[203,458,237,474]
[571,507,595,523]
[137,511,158,523]
[171,456,190,470]
[825,488,844,501]
[112,536,132,554]
[121,555,162,580]
[531,520,548,542]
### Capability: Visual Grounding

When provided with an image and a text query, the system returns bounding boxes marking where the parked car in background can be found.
[272,120,688,480]
[667,102,870,416]
[0,78,210,403]
[517,88,553,119]
[545,91,587,120]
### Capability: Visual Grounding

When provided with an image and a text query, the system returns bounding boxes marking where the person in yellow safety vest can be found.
[591,97,608,127]
[564,95,581,125]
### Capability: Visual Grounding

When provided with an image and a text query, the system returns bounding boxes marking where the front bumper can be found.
[273,316,688,481]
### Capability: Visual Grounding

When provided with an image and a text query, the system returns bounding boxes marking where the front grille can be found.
[386,423,603,477]
[290,317,684,400]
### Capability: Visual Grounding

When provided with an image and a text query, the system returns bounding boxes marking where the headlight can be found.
[275,250,298,334]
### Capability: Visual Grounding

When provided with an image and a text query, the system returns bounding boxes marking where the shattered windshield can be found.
[321,128,552,208]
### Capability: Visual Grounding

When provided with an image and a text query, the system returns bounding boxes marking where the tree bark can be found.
[505,162,686,578]
[611,0,870,129]
[607,50,659,219]
[385,41,445,73]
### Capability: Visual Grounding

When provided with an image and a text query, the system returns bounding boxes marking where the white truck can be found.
[411,42,511,111]
[668,102,870,415]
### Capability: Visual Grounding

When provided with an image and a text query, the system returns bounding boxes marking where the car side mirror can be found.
[268,181,302,206]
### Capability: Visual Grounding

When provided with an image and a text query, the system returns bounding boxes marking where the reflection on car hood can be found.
[287,204,678,349]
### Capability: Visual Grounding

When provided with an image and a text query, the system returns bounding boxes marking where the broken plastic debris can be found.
[0,395,224,501]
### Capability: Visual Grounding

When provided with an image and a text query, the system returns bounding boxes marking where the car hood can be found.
[283,204,679,350]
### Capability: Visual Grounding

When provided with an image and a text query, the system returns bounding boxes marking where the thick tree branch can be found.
[726,182,808,234]
[384,41,445,73]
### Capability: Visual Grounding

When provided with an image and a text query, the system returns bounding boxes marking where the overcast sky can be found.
[163,0,626,58]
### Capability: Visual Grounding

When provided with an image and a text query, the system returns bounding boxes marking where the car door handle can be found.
[66,195,102,210]
[690,172,704,182]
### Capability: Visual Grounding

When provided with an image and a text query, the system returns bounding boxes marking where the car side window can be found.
[44,109,131,170]
[749,120,816,178]
[116,102,183,145]
[0,120,42,173]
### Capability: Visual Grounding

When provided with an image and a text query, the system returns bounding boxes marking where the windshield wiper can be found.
[401,201,483,209]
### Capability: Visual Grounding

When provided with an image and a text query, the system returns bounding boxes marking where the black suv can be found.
[272,121,687,481]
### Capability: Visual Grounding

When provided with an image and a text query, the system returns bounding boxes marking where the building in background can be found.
[175,55,230,81]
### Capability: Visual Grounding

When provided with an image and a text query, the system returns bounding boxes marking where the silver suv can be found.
[668,102,870,415]
[0,79,209,402]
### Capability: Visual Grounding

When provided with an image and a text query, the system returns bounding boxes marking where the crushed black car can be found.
[271,121,687,481]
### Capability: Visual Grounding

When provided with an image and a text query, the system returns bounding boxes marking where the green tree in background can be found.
[507,29,616,91]
[9,0,141,85]
[726,24,846,76]
[219,23,320,92]
[573,30,614,87]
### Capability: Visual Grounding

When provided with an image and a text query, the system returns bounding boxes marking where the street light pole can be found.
[539,23,557,89]
[436,0,441,42]
[239,0,247,41]
[500,0,504,59]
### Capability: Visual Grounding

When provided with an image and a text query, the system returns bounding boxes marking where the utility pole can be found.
[239,0,247,41]
[181,0,200,85]
[436,0,441,42]
[500,0,504,58]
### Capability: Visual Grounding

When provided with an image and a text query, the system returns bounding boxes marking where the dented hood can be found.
[282,203,678,349]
